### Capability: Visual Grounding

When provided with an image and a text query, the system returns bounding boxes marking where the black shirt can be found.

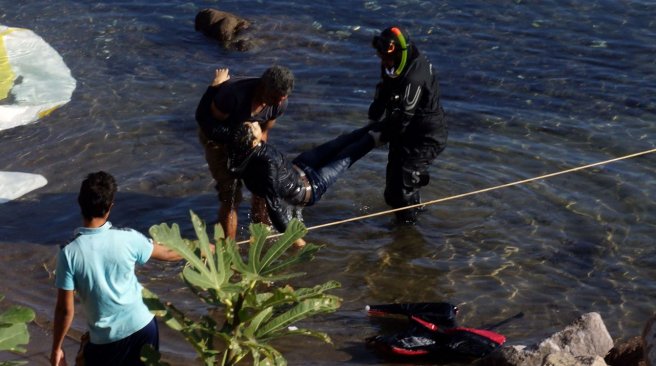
[196,77,288,144]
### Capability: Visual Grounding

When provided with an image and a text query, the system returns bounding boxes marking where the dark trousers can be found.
[293,126,374,205]
[84,317,159,366]
[384,139,444,223]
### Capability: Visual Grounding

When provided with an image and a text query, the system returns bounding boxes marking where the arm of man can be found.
[209,68,232,121]
[150,241,184,262]
[385,78,422,136]
[51,289,74,366]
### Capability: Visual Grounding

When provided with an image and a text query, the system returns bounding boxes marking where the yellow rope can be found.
[236,147,656,244]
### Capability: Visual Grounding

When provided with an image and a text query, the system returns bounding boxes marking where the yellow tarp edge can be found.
[0,28,17,101]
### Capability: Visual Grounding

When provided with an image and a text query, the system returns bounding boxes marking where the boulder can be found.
[481,312,613,366]
[644,315,656,366]
[543,352,607,366]
[194,8,253,51]
[605,336,645,366]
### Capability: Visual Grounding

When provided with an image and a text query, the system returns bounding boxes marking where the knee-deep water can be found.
[1,1,655,364]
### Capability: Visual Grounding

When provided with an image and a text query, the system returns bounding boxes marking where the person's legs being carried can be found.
[294,127,375,202]
[294,126,372,169]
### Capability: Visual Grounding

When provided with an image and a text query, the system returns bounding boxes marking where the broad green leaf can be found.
[263,328,332,344]
[248,223,270,272]
[182,267,219,290]
[0,361,27,366]
[213,222,225,242]
[149,223,211,279]
[253,344,286,366]
[0,323,29,353]
[249,286,295,310]
[0,306,35,324]
[226,239,250,275]
[146,214,341,366]
[258,219,307,272]
[243,307,273,339]
[142,288,183,331]
[255,295,341,338]
[261,244,321,276]
[190,211,217,276]
[214,240,234,286]
[293,281,341,300]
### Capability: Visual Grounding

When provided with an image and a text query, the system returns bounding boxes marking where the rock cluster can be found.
[479,312,656,366]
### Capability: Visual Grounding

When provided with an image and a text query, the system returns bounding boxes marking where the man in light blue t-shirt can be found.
[51,171,183,366]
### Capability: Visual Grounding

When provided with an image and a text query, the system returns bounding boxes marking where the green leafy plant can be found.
[143,211,341,366]
[0,294,35,366]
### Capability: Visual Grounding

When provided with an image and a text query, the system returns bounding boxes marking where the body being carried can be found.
[228,122,375,237]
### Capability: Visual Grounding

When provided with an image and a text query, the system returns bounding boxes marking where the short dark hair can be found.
[78,171,116,220]
[261,65,294,96]
[230,123,256,155]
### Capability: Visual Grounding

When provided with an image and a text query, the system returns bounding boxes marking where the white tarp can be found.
[0,25,76,131]
[0,171,47,204]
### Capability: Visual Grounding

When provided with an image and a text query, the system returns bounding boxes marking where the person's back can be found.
[51,171,182,366]
[58,222,154,343]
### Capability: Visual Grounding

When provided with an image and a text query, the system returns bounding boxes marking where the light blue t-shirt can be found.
[55,221,154,344]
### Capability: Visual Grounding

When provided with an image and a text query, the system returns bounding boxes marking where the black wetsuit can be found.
[369,44,448,222]
[230,126,374,233]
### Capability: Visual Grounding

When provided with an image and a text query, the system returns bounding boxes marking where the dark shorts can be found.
[198,128,243,205]
[84,317,159,366]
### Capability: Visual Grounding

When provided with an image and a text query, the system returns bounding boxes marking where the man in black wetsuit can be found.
[368,26,448,223]
[195,66,294,239]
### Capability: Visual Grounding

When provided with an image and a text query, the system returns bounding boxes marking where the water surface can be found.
[1,1,655,364]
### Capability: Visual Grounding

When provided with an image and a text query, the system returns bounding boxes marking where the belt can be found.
[293,165,313,206]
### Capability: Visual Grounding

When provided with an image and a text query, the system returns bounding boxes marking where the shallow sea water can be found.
[1,0,655,364]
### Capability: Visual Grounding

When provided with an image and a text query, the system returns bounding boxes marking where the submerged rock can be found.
[194,8,254,51]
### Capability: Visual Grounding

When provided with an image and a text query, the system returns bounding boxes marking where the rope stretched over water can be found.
[236,147,656,244]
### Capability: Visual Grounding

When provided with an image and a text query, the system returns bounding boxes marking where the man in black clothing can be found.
[368,26,448,223]
[196,66,294,239]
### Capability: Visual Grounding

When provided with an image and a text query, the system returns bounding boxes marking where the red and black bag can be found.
[366,302,506,360]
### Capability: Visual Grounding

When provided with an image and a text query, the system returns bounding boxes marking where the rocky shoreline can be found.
[479,312,656,366]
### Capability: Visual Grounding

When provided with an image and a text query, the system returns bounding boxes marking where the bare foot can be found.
[211,68,230,86]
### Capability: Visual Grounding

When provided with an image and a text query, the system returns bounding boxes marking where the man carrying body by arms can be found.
[50,171,183,366]
[196,66,294,239]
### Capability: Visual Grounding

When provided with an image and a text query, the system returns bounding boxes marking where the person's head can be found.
[78,171,116,221]
[372,26,411,78]
[231,122,262,155]
[259,65,294,105]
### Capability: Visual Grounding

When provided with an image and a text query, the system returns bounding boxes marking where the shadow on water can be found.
[0,191,221,246]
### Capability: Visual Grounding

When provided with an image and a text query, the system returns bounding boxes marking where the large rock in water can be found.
[644,314,656,366]
[194,8,253,51]
[481,313,613,366]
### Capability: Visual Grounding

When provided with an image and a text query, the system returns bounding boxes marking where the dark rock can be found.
[605,336,645,366]
[194,8,253,51]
